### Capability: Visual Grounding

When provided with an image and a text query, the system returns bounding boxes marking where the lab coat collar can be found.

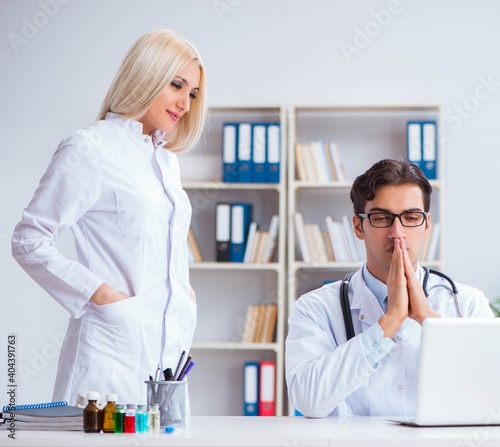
[105,112,167,149]
[348,270,385,328]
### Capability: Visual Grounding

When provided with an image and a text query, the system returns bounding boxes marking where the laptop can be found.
[388,318,500,426]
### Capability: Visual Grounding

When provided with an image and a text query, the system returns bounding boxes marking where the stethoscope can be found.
[422,267,462,318]
[340,267,462,340]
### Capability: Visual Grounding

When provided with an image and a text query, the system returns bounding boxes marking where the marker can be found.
[173,351,186,380]
[175,355,192,381]
[163,367,174,381]
[178,361,195,381]
[154,363,162,382]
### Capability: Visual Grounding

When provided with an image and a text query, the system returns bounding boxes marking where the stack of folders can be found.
[216,202,279,263]
[222,122,281,183]
[243,361,276,416]
[406,120,437,180]
[241,303,277,344]
[295,141,346,182]
[294,212,364,263]
[0,401,83,431]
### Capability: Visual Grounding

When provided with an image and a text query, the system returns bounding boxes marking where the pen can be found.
[175,355,192,381]
[173,351,186,380]
[153,363,161,403]
[178,360,195,381]
[154,363,162,382]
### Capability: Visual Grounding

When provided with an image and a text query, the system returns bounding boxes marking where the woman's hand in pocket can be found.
[90,283,129,305]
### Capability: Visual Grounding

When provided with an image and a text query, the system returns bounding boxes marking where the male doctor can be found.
[285,159,493,418]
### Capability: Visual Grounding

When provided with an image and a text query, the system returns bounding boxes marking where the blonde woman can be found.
[12,30,207,405]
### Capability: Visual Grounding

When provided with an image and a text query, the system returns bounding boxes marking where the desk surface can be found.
[2,416,500,446]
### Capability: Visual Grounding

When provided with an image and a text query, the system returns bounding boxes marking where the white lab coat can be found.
[285,266,493,418]
[12,113,196,405]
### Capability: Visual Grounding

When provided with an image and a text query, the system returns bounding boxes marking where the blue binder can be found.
[252,123,267,183]
[237,123,252,183]
[243,361,259,416]
[215,202,231,262]
[222,123,238,183]
[230,202,252,262]
[406,120,437,180]
[421,121,437,180]
[406,121,422,171]
[266,123,280,183]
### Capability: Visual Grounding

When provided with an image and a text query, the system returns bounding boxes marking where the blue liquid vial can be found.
[136,404,148,433]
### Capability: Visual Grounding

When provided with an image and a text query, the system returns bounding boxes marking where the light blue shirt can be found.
[360,266,424,368]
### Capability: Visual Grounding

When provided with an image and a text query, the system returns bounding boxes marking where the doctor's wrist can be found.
[378,313,406,339]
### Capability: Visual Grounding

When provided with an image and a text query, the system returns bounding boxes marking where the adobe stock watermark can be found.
[444,75,500,132]
[339,0,404,63]
[6,0,71,54]
[454,407,500,447]
[16,331,65,386]
[213,0,244,21]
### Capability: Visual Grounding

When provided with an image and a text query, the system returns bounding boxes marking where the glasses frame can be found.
[357,211,428,228]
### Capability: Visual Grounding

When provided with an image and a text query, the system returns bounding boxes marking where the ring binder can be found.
[2,400,68,412]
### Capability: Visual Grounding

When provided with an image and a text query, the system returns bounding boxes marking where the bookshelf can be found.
[178,106,287,416]
[286,105,444,414]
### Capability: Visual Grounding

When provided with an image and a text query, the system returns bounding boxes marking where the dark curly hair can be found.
[350,159,432,215]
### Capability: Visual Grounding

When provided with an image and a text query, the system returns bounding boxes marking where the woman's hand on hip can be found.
[90,283,129,305]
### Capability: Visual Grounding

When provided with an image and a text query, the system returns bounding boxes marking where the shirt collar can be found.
[105,112,167,149]
[362,265,387,307]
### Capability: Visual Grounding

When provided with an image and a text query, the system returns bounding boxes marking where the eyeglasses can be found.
[357,211,427,228]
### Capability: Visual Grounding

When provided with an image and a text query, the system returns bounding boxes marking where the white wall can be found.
[1,0,500,405]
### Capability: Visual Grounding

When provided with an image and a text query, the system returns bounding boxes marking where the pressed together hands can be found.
[379,237,440,338]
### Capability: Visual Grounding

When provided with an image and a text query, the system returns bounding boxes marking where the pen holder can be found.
[145,380,186,429]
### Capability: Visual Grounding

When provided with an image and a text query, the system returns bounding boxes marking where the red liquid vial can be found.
[124,404,136,433]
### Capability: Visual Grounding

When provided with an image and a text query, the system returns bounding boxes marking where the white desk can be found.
[2,416,500,446]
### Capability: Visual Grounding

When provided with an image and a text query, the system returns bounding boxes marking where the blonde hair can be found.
[98,29,207,153]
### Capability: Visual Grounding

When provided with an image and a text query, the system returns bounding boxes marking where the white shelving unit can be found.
[286,104,444,414]
[178,106,287,416]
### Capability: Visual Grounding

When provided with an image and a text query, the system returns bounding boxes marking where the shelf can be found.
[287,104,444,415]
[191,342,279,352]
[293,181,352,190]
[293,261,363,270]
[184,105,287,417]
[183,181,281,191]
[189,262,280,271]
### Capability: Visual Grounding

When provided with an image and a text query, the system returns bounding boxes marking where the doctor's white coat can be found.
[12,114,196,405]
[285,267,493,418]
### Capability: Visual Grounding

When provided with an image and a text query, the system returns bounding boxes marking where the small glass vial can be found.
[83,392,101,433]
[148,403,160,433]
[114,403,125,433]
[102,393,118,433]
[136,404,148,433]
[124,404,136,433]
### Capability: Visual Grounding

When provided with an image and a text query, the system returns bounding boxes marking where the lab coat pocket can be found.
[90,295,140,323]
[115,189,151,240]
[77,296,142,373]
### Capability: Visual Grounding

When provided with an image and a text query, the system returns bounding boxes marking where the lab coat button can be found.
[398,385,403,390]
[360,314,365,320]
